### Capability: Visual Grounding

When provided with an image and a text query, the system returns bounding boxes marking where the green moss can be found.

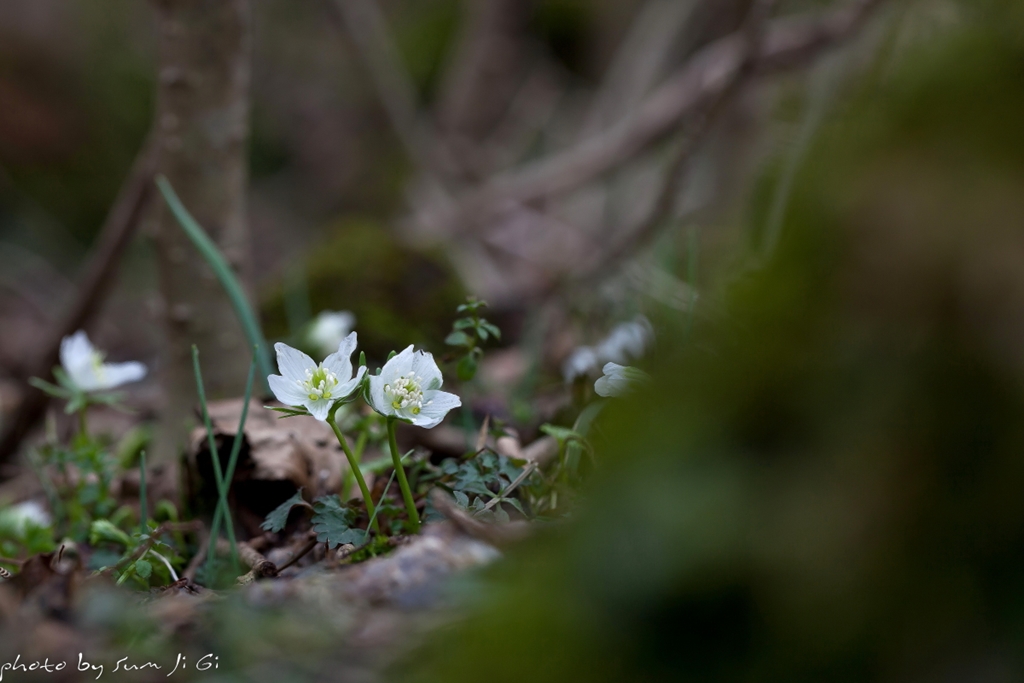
[261,218,465,360]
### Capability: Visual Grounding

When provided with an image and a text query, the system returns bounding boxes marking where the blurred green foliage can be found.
[261,218,465,359]
[399,4,1024,682]
[0,2,152,246]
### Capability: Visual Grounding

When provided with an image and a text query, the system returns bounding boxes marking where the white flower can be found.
[60,331,146,392]
[368,345,461,428]
[596,316,654,365]
[594,362,650,398]
[268,332,366,421]
[562,346,600,382]
[307,310,356,358]
[0,501,51,535]
[562,316,655,383]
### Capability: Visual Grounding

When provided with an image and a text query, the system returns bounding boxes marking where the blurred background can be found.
[6,0,1024,680]
[0,0,898,462]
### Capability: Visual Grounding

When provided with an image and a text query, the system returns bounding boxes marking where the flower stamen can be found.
[297,365,340,402]
[384,373,424,415]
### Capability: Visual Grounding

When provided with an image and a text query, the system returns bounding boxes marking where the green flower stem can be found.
[329,406,380,535]
[138,450,148,531]
[387,417,420,533]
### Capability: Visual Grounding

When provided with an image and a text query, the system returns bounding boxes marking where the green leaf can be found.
[503,497,527,516]
[445,331,473,348]
[540,424,584,444]
[261,489,311,533]
[311,497,366,548]
[89,520,132,547]
[479,320,501,340]
[457,353,478,382]
[65,395,88,414]
[265,405,309,418]
[28,377,72,400]
[453,318,476,331]
[134,559,152,579]
[453,490,470,508]
[457,298,487,314]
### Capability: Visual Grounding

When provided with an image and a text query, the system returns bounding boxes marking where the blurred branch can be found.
[329,0,454,191]
[440,0,885,230]
[587,0,779,278]
[434,0,531,178]
[582,0,702,136]
[0,132,158,470]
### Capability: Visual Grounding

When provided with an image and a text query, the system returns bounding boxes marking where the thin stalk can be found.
[329,405,379,534]
[205,351,258,573]
[363,453,406,537]
[685,225,700,339]
[157,177,273,391]
[192,346,240,578]
[138,450,148,531]
[387,417,420,533]
[340,429,369,499]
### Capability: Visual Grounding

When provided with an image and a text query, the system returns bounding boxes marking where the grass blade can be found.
[205,349,258,575]
[157,176,273,392]
[192,346,240,580]
[138,450,148,531]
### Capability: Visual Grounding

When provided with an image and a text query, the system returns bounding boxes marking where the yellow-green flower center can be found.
[384,373,425,415]
[299,365,340,402]
[90,350,106,380]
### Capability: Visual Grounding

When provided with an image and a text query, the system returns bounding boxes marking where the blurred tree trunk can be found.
[151,0,252,470]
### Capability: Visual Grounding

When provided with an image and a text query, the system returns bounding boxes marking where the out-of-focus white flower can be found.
[594,362,650,398]
[562,346,600,382]
[561,316,654,382]
[596,316,654,365]
[59,331,146,392]
[268,332,366,421]
[368,346,461,429]
[307,310,356,358]
[0,500,51,534]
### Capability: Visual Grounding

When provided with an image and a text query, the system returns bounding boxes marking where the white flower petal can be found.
[334,365,367,401]
[367,373,391,416]
[304,398,333,422]
[321,331,358,382]
[269,374,308,407]
[594,362,646,397]
[60,331,93,371]
[275,343,316,381]
[410,350,443,389]
[411,390,461,429]
[60,331,100,390]
[100,361,147,389]
[381,345,415,384]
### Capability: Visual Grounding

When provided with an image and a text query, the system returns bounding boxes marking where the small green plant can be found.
[445,297,501,381]
[262,449,409,550]
[91,519,186,589]
[423,450,533,524]
[32,430,119,541]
